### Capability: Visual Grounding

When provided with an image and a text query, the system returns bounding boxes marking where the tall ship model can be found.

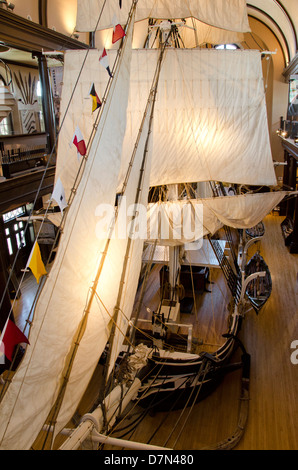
[0,0,293,450]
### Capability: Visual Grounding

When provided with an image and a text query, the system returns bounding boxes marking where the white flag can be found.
[51,177,68,212]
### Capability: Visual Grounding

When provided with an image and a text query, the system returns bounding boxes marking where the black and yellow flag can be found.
[89,83,102,113]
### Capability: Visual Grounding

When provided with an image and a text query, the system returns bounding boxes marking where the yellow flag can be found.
[27,241,47,283]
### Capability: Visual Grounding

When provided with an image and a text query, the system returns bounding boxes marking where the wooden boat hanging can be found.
[245,252,272,313]
[245,221,265,239]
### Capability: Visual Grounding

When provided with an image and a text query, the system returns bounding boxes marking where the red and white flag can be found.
[72,126,87,157]
[99,48,113,78]
[112,15,126,44]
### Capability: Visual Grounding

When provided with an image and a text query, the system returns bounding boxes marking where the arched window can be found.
[214,44,239,50]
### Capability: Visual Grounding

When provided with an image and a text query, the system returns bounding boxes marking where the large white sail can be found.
[118,48,277,188]
[76,0,251,34]
[0,10,135,451]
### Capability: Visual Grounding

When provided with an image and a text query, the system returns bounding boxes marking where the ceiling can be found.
[0,1,297,71]
[247,0,298,64]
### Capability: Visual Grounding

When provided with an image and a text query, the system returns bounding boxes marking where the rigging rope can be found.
[127,240,157,349]
[31,1,139,451]
[103,30,170,397]
[163,361,209,448]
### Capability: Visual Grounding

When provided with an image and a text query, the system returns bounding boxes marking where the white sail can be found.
[0,11,135,451]
[76,0,251,34]
[118,48,277,188]
[146,192,288,245]
[54,83,154,433]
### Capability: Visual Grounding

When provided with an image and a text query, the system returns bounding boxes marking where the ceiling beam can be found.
[0,8,88,53]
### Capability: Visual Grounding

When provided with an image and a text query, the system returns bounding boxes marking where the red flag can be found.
[112,15,126,44]
[73,126,87,156]
[1,319,29,362]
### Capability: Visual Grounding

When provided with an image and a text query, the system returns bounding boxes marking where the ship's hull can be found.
[135,315,244,412]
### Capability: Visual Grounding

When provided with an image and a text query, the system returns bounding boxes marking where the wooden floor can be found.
[236,215,298,450]
[4,214,298,450]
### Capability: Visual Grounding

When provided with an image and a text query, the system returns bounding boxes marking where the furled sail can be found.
[94,15,246,51]
[146,192,288,246]
[146,198,221,245]
[0,10,135,451]
[76,0,251,34]
[202,191,287,228]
